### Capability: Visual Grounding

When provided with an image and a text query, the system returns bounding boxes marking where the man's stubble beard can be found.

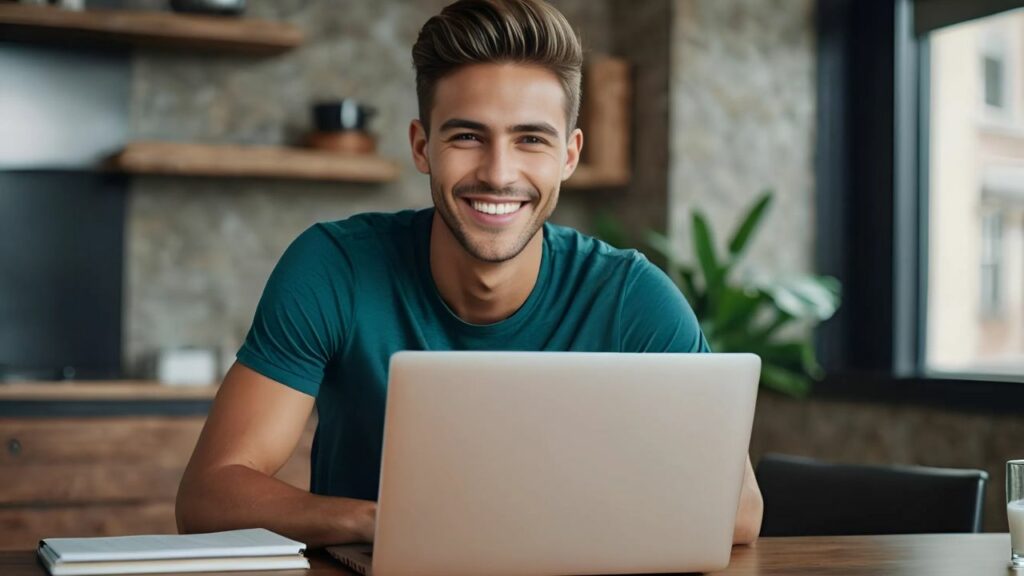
[429,173,556,264]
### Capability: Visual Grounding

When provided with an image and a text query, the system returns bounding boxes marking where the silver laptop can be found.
[328,351,760,576]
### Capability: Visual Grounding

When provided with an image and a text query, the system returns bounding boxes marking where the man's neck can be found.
[429,211,543,325]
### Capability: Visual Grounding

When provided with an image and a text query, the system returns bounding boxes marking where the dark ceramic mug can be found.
[313,99,377,132]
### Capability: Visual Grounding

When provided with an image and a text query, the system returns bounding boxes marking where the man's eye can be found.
[520,136,547,145]
[452,133,481,142]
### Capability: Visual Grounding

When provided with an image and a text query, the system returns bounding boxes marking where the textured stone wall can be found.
[124,0,612,374]
[668,0,817,277]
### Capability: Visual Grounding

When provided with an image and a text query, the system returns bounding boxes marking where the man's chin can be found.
[461,237,527,264]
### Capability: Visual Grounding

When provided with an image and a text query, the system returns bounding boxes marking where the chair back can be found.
[756,453,988,536]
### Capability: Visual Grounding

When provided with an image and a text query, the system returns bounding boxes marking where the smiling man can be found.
[176,0,763,549]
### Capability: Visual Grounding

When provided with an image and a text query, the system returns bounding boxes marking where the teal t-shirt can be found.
[237,208,709,500]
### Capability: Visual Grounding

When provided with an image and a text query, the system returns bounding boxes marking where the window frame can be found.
[814,0,1024,408]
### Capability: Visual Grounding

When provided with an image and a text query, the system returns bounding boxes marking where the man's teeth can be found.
[470,200,523,215]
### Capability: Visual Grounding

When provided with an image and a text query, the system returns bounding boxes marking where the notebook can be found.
[37,528,309,575]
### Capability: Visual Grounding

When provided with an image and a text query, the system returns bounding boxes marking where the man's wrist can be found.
[328,497,377,544]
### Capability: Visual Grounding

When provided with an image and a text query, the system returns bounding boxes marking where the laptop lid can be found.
[372,352,760,576]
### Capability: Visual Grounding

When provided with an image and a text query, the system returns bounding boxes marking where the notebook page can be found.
[40,528,306,562]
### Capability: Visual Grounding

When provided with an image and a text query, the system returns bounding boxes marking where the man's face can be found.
[410,63,582,263]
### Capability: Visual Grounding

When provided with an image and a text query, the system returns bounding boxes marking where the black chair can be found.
[756,453,988,536]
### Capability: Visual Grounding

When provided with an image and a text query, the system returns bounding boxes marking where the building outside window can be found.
[927,8,1024,378]
[980,210,1004,318]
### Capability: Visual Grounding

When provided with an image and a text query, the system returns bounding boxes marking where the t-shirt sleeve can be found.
[236,225,352,397]
[618,255,711,353]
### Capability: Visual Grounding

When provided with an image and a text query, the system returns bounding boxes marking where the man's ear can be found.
[561,127,583,181]
[409,119,430,175]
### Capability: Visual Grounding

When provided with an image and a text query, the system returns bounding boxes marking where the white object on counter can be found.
[1009,499,1024,556]
[156,347,218,387]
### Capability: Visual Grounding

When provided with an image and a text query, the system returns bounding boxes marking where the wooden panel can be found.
[0,502,177,552]
[0,382,218,401]
[109,141,400,183]
[0,463,185,505]
[565,56,632,189]
[0,4,302,55]
[0,417,205,465]
[0,414,316,549]
[564,164,629,189]
[0,416,314,500]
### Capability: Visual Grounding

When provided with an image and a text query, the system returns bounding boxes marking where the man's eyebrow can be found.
[439,118,488,132]
[509,123,560,138]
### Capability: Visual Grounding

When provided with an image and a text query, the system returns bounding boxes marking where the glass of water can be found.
[1008,460,1024,567]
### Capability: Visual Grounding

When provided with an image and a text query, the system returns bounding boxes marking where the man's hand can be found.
[732,455,764,545]
[176,362,377,548]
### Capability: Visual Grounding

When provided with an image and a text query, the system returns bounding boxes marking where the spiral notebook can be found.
[37,528,309,575]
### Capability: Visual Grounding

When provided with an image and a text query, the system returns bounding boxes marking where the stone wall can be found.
[668,0,817,277]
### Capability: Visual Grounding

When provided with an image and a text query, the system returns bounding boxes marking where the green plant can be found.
[594,190,841,397]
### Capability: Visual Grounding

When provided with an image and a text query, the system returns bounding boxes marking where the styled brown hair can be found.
[412,0,583,136]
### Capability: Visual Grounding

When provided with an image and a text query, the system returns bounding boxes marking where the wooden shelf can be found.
[0,381,218,401]
[0,4,302,55]
[109,141,400,183]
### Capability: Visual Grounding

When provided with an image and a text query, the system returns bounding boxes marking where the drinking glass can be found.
[1007,460,1024,567]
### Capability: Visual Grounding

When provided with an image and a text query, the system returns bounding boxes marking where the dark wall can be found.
[0,43,130,379]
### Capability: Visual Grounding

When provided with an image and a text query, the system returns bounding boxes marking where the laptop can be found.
[328,351,760,576]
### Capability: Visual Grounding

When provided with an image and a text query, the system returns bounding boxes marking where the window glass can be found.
[927,9,1024,377]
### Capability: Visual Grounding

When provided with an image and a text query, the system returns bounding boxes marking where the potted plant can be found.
[594,190,840,397]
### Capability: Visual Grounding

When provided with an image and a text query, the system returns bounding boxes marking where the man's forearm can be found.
[176,464,375,548]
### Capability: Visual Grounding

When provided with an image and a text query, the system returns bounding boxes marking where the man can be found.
[176,0,763,548]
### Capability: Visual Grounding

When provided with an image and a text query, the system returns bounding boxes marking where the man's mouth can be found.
[468,199,526,216]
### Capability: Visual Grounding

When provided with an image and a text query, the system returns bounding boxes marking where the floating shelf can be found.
[109,141,400,183]
[0,4,302,55]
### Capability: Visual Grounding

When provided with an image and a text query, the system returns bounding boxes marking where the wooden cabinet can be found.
[0,415,315,550]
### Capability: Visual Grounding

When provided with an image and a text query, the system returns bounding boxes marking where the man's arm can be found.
[732,455,763,545]
[175,362,376,548]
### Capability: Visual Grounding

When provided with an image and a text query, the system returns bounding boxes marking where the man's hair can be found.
[412,0,583,136]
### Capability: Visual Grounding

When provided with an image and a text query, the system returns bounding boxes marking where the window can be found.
[984,54,1005,109]
[980,211,1004,317]
[925,9,1024,378]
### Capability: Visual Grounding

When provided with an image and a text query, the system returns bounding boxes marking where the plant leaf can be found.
[711,286,764,337]
[692,211,724,302]
[644,230,676,261]
[593,210,629,249]
[756,275,841,321]
[760,364,812,397]
[728,190,773,258]
[676,266,702,312]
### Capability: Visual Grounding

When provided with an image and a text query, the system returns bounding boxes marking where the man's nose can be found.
[476,143,519,191]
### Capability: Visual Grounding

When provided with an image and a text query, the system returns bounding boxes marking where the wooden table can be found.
[1,534,1015,575]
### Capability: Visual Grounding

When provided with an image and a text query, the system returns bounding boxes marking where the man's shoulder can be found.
[285,208,426,262]
[544,222,650,275]
[315,208,426,244]
[274,209,426,283]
